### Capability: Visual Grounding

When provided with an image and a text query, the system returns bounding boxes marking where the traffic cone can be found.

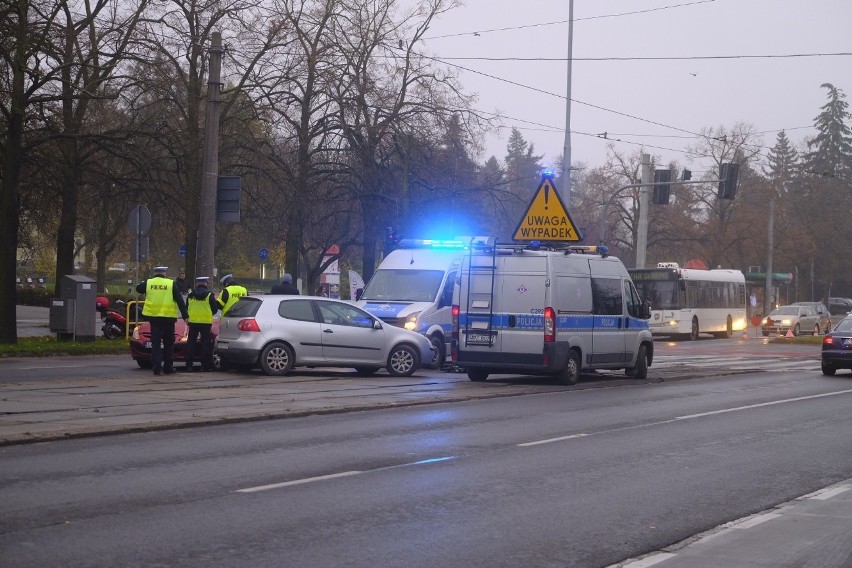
[741,328,748,339]
[785,329,794,338]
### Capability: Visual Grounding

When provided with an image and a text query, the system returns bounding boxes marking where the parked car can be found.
[821,314,852,375]
[790,301,831,335]
[215,295,434,377]
[761,305,820,336]
[130,319,221,370]
[828,297,852,316]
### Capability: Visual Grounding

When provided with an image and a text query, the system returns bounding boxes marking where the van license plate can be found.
[467,333,492,345]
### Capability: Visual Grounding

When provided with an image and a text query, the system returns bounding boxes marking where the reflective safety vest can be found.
[187,291,215,324]
[220,284,248,315]
[142,278,178,318]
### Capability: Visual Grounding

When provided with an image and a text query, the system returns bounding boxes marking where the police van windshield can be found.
[361,269,445,303]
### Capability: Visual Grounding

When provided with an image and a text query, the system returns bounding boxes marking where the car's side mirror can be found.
[373,320,382,330]
[641,300,652,320]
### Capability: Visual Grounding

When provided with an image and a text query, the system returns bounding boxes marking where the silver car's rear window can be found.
[225,297,262,317]
[279,299,316,322]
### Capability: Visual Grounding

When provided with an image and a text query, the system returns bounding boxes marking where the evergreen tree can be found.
[763,130,799,189]
[504,128,543,194]
[803,83,852,179]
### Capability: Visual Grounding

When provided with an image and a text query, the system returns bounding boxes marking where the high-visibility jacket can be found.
[142,277,178,318]
[188,291,215,324]
[219,284,248,315]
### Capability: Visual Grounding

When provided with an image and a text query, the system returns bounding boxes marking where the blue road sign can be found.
[179,244,187,258]
[259,248,269,262]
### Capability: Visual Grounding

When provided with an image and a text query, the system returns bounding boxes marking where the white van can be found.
[356,239,467,368]
[452,242,653,384]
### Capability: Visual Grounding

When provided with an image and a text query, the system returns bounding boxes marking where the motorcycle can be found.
[95,296,138,339]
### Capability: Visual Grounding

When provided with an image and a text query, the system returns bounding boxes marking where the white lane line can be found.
[675,389,852,420]
[811,485,850,500]
[20,365,90,370]
[518,433,587,447]
[518,389,852,447]
[237,471,362,493]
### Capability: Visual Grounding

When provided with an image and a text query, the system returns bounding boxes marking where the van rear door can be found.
[494,256,547,366]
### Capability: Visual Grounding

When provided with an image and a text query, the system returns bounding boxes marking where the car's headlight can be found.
[404,312,421,331]
[781,318,792,326]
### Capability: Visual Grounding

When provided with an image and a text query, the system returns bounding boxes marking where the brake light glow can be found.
[238,318,261,332]
[451,305,459,361]
[823,336,833,346]
[544,307,555,342]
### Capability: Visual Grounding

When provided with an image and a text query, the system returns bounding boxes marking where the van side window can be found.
[556,276,593,312]
[592,278,623,316]
[624,280,642,317]
[439,271,455,308]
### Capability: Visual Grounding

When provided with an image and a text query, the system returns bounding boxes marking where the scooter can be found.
[95,296,132,339]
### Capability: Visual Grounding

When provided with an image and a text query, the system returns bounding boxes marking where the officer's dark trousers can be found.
[186,323,213,370]
[149,317,176,372]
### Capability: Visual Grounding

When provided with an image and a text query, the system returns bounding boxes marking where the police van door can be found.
[496,256,547,366]
[590,274,628,365]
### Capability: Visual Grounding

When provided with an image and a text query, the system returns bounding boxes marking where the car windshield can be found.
[360,269,445,302]
[834,318,852,332]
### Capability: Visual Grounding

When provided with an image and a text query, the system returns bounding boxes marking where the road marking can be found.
[518,433,587,447]
[810,485,850,500]
[519,389,852,447]
[616,553,676,567]
[237,471,362,493]
[675,389,852,420]
[20,365,91,370]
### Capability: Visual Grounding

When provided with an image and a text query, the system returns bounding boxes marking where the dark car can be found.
[790,301,832,335]
[130,319,221,370]
[828,297,852,316]
[821,314,852,376]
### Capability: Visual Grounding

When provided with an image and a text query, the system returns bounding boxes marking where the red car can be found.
[130,319,221,370]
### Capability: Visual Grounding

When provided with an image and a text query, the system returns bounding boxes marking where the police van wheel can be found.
[467,369,488,382]
[560,349,581,385]
[429,335,446,369]
[626,344,648,380]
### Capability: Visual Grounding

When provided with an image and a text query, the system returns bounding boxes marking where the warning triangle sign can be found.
[513,176,581,242]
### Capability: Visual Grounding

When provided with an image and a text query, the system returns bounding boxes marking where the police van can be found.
[356,239,472,368]
[452,239,653,384]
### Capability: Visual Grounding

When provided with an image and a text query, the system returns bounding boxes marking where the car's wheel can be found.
[354,367,380,376]
[259,342,294,376]
[467,369,488,382]
[793,323,801,336]
[625,344,649,380]
[387,344,419,377]
[212,349,222,371]
[689,318,699,341]
[821,363,836,376]
[429,335,446,369]
[136,359,152,369]
[559,348,581,385]
[103,321,123,340]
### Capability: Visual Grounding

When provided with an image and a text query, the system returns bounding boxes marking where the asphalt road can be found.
[2,368,851,568]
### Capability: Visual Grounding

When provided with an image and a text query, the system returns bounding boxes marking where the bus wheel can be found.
[689,318,699,341]
[559,349,581,385]
[625,344,649,380]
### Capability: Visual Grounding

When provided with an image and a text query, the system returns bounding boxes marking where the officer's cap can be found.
[220,274,233,285]
[195,276,210,283]
[154,266,168,273]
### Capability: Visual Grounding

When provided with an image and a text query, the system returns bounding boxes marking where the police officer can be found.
[136,266,188,376]
[185,276,219,372]
[218,274,248,316]
[270,273,300,295]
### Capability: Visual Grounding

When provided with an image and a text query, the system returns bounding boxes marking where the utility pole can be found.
[197,32,223,279]
[635,153,652,268]
[561,0,574,207]
[763,198,774,315]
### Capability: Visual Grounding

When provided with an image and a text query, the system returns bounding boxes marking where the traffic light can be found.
[653,169,671,205]
[718,163,740,199]
[384,226,399,255]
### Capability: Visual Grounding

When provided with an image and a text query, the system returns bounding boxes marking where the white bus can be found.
[629,262,747,340]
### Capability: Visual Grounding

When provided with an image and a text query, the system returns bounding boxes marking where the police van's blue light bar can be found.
[397,237,496,250]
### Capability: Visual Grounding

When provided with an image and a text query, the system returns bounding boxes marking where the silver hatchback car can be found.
[216,295,434,376]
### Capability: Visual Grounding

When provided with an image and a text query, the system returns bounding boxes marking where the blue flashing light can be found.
[397,238,467,250]
[541,168,555,179]
[529,240,541,250]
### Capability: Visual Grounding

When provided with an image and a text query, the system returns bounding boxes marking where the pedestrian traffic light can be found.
[653,169,671,205]
[718,163,740,199]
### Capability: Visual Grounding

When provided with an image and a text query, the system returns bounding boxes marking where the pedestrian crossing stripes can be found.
[653,355,820,372]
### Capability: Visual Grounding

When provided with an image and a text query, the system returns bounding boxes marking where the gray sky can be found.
[423,0,852,176]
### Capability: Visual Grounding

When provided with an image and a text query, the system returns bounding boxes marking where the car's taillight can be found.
[238,318,261,332]
[544,307,555,343]
[823,335,834,346]
[451,305,459,361]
